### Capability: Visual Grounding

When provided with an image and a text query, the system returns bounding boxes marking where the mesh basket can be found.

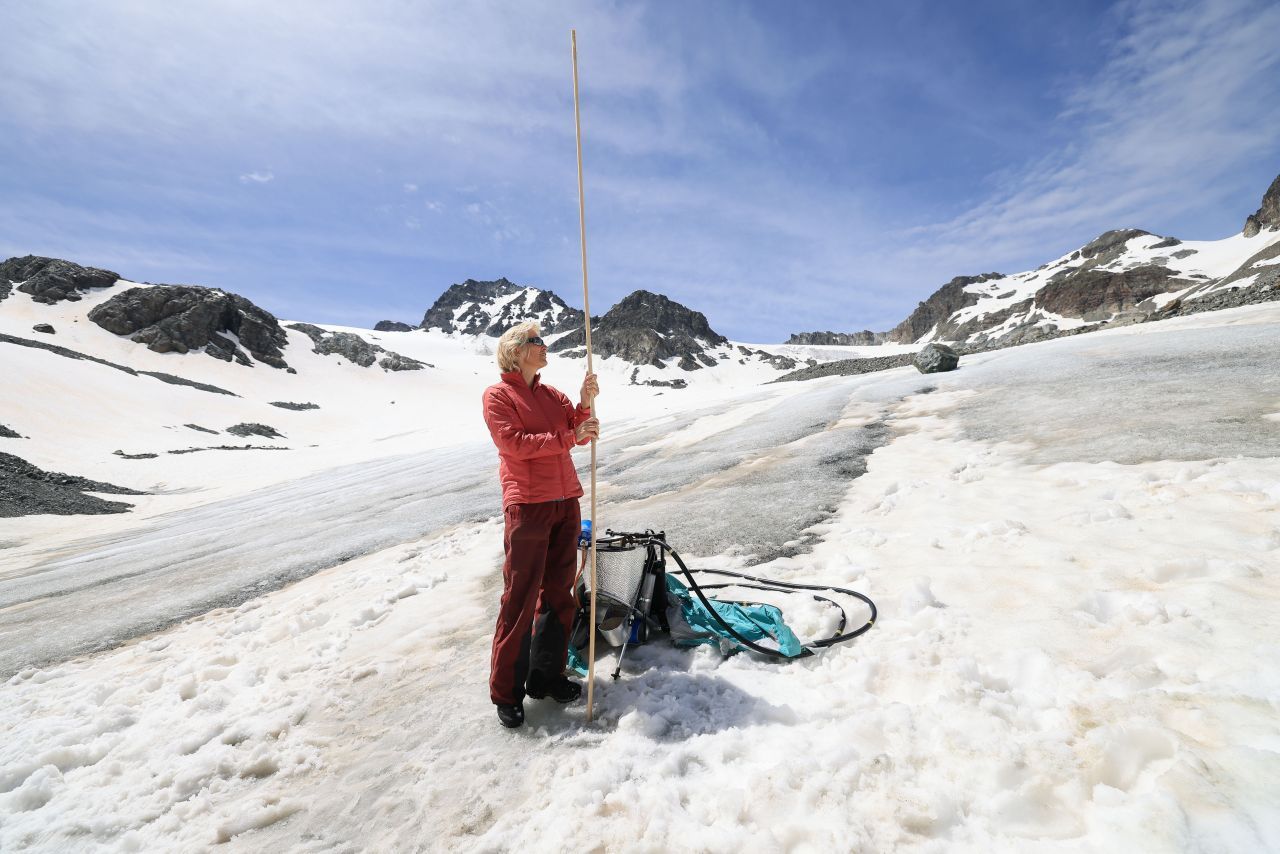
[585,542,649,608]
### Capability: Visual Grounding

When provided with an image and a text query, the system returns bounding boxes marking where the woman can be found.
[482,321,600,728]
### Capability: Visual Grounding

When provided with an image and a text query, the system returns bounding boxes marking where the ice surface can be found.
[2,298,1279,852]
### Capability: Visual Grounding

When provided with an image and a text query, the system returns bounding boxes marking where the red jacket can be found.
[483,371,593,508]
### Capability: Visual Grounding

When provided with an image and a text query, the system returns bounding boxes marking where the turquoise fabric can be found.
[664,574,805,657]
[563,573,806,672]
[566,642,589,677]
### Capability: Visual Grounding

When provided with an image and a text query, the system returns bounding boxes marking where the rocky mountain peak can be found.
[419,277,583,336]
[887,272,1004,344]
[549,289,728,370]
[1243,173,1280,237]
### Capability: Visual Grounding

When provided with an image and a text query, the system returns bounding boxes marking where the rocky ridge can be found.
[1,256,119,304]
[786,330,888,346]
[286,323,429,371]
[88,285,291,369]
[549,290,729,370]
[1243,174,1280,237]
[420,278,584,336]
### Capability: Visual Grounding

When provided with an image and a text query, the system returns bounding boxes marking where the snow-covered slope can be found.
[885,172,1280,349]
[2,301,1278,851]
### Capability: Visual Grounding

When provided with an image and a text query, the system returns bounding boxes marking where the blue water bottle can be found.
[578,518,593,548]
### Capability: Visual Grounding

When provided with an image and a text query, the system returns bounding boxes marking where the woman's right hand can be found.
[575,417,600,443]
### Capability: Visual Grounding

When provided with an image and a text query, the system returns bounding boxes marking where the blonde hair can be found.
[496,321,541,373]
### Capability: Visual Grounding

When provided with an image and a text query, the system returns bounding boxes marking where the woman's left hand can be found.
[580,372,599,409]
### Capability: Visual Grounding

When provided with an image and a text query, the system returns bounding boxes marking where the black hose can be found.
[660,541,876,660]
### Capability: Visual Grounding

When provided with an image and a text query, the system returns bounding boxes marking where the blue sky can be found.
[2,0,1278,342]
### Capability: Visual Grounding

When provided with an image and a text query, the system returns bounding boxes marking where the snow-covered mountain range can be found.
[794,172,1280,349]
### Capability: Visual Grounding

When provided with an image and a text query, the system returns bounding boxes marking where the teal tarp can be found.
[565,572,805,672]
[664,573,805,657]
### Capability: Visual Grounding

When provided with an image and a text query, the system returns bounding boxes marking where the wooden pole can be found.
[570,29,599,723]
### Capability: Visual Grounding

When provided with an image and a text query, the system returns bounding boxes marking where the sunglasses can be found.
[524,336,546,346]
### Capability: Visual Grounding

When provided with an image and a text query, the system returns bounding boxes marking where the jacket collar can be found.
[500,370,541,390]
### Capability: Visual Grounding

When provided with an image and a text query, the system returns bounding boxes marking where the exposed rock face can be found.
[550,290,728,369]
[227,423,283,439]
[89,285,290,369]
[735,345,798,371]
[1078,229,1152,262]
[1,452,146,518]
[32,324,55,335]
[913,343,959,374]
[1243,173,1280,236]
[288,323,428,371]
[1035,266,1190,321]
[786,330,887,346]
[0,424,23,439]
[289,322,378,366]
[888,273,1004,344]
[420,277,584,336]
[773,353,914,383]
[374,320,416,332]
[269,401,320,411]
[1,256,119,304]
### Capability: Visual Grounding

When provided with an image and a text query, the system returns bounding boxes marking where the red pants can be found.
[489,499,581,705]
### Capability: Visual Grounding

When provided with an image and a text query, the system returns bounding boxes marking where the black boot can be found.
[526,671,582,703]
[496,702,524,728]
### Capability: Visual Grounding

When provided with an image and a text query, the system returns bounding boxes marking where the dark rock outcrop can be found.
[1078,229,1151,261]
[421,277,584,336]
[550,290,727,369]
[2,256,119,304]
[1243,173,1280,236]
[0,331,239,396]
[772,353,915,383]
[32,324,55,335]
[786,330,887,346]
[374,320,416,332]
[288,323,428,371]
[888,273,1004,344]
[0,424,23,439]
[1,452,146,518]
[269,401,320,411]
[1035,265,1190,321]
[227,423,284,439]
[913,343,959,374]
[89,285,290,369]
[186,424,219,434]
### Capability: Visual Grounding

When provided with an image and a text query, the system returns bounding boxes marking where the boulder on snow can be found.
[1,256,119,304]
[913,343,959,374]
[32,324,55,335]
[374,320,416,332]
[89,285,291,369]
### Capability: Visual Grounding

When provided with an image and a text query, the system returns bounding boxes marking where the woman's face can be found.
[517,333,548,372]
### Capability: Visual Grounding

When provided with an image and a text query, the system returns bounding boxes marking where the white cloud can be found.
[239,171,275,184]
[403,183,418,193]
[909,0,1280,270]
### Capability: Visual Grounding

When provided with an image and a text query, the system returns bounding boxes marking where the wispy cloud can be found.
[0,0,1275,340]
[907,0,1280,272]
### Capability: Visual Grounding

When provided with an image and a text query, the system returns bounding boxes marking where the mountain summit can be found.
[419,278,583,336]
[549,289,729,370]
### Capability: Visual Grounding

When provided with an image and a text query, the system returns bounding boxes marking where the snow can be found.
[2,283,1280,851]
[933,229,1280,341]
